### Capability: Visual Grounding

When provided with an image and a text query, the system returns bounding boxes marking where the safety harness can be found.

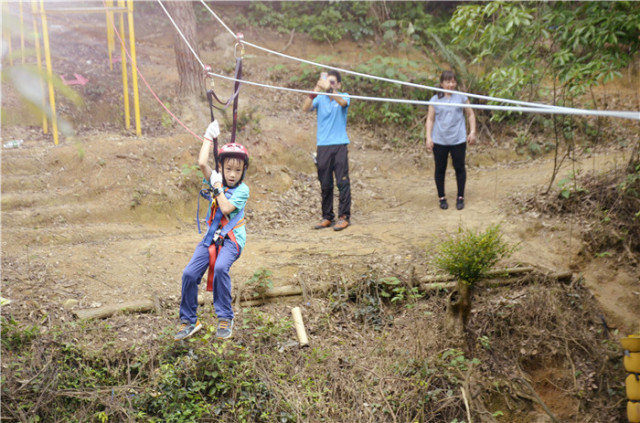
[197,33,245,233]
[201,186,245,292]
[196,34,246,292]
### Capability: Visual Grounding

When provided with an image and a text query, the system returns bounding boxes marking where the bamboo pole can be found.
[291,307,309,347]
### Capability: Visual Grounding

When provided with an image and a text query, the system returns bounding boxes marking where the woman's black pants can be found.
[433,142,466,199]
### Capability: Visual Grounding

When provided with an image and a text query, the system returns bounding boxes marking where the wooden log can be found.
[419,270,573,294]
[239,284,303,302]
[73,299,155,320]
[417,266,535,284]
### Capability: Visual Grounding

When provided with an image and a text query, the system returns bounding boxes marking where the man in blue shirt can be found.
[302,70,352,231]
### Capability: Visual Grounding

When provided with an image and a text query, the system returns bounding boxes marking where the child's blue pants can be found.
[179,239,240,324]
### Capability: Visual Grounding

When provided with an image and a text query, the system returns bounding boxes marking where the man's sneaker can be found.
[313,219,333,229]
[333,216,350,231]
[456,197,464,210]
[216,319,234,339]
[174,321,202,341]
[439,198,448,210]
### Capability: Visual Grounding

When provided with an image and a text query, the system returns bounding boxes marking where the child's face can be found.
[222,158,244,187]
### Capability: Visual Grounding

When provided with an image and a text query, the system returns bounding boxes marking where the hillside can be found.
[1,3,639,422]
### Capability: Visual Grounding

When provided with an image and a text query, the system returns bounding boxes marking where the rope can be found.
[202,70,640,120]
[195,1,639,121]
[198,0,614,114]
[156,0,205,70]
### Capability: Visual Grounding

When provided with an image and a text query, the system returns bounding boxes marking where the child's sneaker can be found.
[439,198,448,210]
[174,321,202,341]
[456,197,464,210]
[216,319,234,339]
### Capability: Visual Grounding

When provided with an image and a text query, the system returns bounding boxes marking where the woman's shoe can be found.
[439,198,448,210]
[456,197,464,210]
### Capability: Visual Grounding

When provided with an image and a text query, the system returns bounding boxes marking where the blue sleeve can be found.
[229,183,249,210]
[342,92,350,107]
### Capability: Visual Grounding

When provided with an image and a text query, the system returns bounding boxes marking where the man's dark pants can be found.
[316,144,351,221]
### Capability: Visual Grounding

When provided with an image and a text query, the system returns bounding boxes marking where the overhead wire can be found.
[198,0,640,120]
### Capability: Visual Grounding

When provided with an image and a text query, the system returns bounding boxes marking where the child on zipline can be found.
[175,120,250,341]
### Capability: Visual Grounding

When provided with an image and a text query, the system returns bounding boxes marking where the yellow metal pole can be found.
[118,0,130,129]
[19,0,25,64]
[31,0,48,134]
[105,0,114,70]
[127,0,141,136]
[39,0,59,144]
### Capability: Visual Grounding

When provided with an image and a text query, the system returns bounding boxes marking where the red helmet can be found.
[218,143,249,169]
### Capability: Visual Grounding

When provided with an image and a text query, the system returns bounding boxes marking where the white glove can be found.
[204,120,220,140]
[210,170,223,186]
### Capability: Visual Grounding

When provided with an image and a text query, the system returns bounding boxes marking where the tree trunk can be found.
[165,1,204,99]
[446,281,472,342]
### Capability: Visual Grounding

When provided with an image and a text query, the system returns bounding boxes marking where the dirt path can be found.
[2,131,637,335]
[1,6,638,338]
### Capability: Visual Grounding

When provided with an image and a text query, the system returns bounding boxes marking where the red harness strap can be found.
[205,213,244,292]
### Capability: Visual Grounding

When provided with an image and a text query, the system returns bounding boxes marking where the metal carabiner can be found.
[234,32,245,59]
[204,64,214,89]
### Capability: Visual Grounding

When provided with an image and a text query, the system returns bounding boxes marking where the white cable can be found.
[199,0,571,112]
[199,0,236,39]
[157,0,205,69]
[191,1,640,120]
[205,70,640,120]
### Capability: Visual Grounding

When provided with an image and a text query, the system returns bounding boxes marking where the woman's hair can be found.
[437,70,457,99]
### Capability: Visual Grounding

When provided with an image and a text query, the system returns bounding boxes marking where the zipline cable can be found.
[202,70,640,120]
[197,0,640,120]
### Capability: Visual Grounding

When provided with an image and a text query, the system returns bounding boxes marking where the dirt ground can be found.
[1,4,639,344]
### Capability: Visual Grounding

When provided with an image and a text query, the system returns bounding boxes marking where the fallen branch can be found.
[73,299,155,320]
[74,268,573,317]
[418,266,535,284]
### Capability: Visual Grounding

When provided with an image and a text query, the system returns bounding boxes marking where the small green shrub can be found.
[435,224,516,285]
[1,317,39,351]
[245,268,273,299]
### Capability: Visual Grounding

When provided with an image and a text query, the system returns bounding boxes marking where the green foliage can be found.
[557,171,588,199]
[245,2,374,42]
[267,64,290,82]
[75,142,86,161]
[450,2,640,123]
[331,272,423,330]
[377,277,424,306]
[1,317,39,351]
[619,163,640,198]
[161,102,175,129]
[180,163,203,179]
[220,106,261,136]
[135,341,273,422]
[347,56,434,145]
[435,224,515,285]
[240,308,293,344]
[245,268,274,299]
